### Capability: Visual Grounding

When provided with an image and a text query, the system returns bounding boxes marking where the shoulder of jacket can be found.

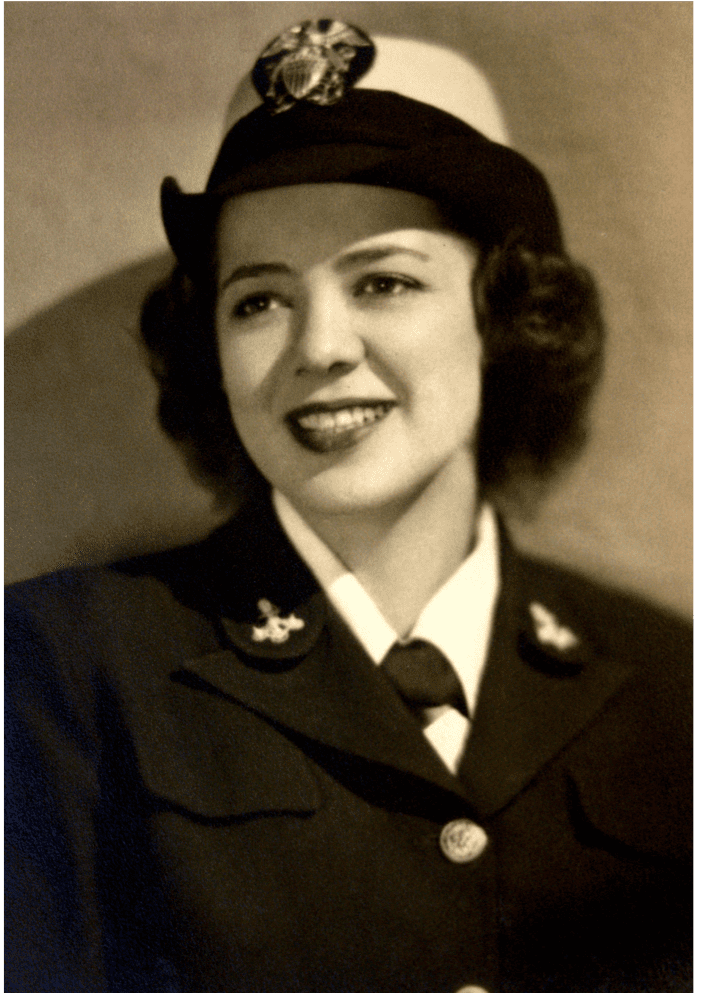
[6,530,218,608]
[4,532,228,674]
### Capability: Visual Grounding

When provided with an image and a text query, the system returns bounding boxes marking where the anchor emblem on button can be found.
[439,819,488,864]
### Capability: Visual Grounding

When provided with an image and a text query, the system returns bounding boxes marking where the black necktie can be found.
[382,639,468,723]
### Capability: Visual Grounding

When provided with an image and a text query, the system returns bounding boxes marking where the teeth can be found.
[296,405,390,433]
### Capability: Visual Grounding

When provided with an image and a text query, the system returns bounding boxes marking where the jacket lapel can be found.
[183,617,467,802]
[177,496,468,803]
[459,534,634,819]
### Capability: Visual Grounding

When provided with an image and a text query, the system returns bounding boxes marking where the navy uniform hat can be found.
[162,20,563,277]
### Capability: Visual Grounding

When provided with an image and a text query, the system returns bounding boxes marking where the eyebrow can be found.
[334,246,431,272]
[219,262,292,291]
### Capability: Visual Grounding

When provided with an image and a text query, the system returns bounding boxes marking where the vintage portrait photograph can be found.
[6,4,692,992]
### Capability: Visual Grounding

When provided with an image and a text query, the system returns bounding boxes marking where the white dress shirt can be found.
[272,491,501,774]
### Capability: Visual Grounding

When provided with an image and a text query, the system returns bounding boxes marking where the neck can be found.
[294,456,479,636]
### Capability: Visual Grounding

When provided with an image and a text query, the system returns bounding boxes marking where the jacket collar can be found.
[177,496,633,815]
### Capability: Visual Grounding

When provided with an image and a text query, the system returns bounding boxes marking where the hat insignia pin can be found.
[253,19,375,114]
[529,602,579,652]
[252,598,305,644]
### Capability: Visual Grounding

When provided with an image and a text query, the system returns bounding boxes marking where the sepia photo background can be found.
[5,2,692,616]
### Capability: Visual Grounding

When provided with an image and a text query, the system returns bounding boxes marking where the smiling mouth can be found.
[286,401,396,453]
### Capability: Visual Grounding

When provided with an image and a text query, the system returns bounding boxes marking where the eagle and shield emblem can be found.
[252,19,375,114]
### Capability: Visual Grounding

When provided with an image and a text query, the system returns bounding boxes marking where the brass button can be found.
[439,819,488,863]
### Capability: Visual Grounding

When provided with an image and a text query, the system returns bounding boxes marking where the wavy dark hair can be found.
[140,229,605,508]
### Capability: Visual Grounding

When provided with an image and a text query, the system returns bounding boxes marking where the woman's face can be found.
[215,184,482,520]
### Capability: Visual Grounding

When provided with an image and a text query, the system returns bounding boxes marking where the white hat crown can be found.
[223,28,509,146]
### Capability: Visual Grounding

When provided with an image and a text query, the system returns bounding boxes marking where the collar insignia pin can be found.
[253,19,375,114]
[252,598,305,644]
[529,601,579,652]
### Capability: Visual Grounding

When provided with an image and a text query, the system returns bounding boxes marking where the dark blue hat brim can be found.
[161,89,562,277]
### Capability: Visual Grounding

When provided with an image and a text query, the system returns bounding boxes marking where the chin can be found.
[283,465,436,521]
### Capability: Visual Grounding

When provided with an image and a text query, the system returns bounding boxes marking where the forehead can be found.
[216,184,453,271]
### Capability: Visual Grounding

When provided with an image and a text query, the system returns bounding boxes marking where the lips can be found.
[286,400,396,453]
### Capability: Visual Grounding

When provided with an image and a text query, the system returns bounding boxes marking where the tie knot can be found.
[382,639,468,718]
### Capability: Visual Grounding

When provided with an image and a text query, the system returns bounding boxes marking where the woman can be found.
[6,21,691,993]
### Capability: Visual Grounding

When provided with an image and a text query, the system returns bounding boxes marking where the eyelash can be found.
[232,293,287,320]
[353,274,423,298]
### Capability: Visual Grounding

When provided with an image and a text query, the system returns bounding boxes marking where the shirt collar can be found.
[272,490,501,717]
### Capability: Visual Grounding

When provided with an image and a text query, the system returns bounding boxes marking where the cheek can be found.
[444,293,482,367]
[216,326,288,409]
[410,296,482,392]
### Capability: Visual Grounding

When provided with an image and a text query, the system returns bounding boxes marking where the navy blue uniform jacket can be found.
[6,498,692,993]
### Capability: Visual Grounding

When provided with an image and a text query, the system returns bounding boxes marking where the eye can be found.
[232,292,286,320]
[354,274,423,299]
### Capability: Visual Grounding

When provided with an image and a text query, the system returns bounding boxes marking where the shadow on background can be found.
[5,253,232,585]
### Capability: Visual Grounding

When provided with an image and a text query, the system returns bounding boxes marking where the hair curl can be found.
[473,243,605,498]
[140,236,605,507]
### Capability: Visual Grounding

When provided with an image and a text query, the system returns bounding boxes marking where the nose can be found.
[293,291,365,376]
